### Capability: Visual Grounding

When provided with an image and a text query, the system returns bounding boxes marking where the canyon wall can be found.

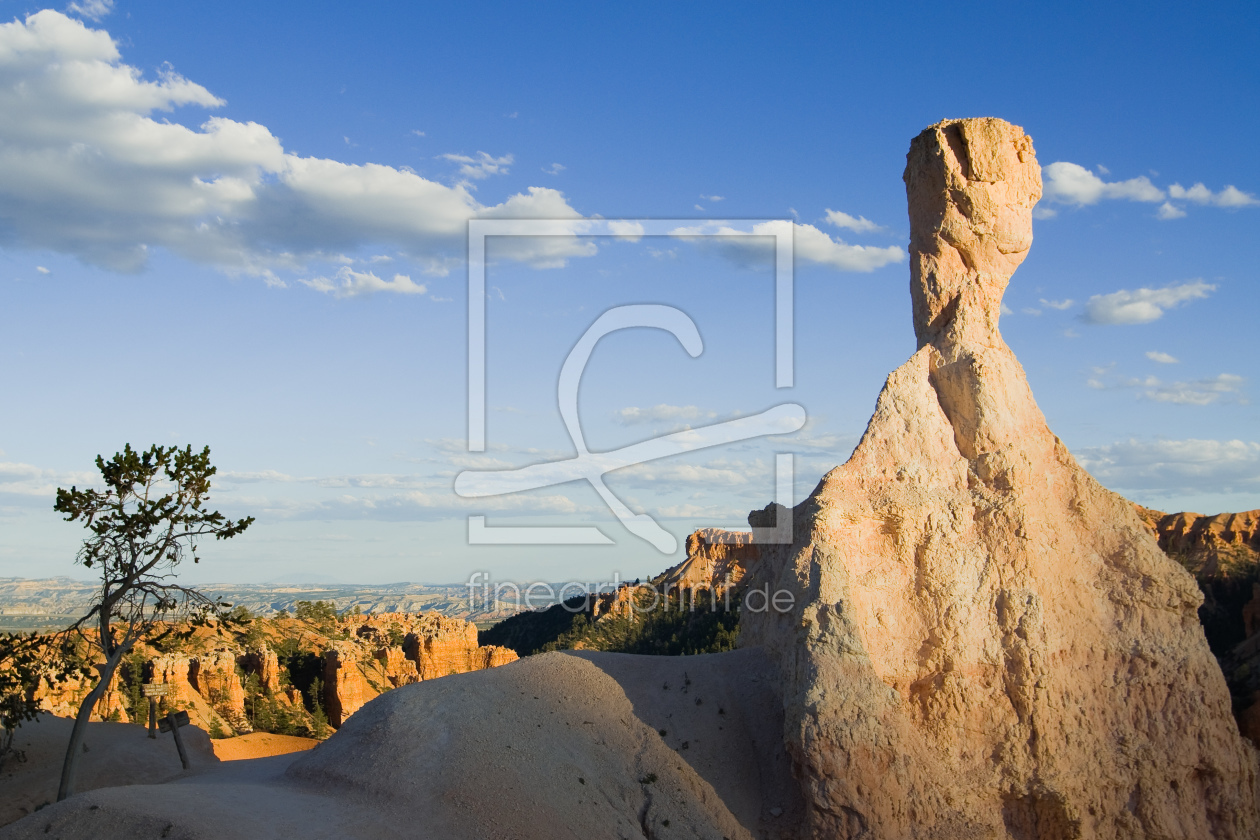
[32,610,516,734]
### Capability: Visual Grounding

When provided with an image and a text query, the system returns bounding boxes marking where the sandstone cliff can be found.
[322,613,517,727]
[1137,506,1260,578]
[657,528,758,595]
[30,609,516,735]
[741,117,1259,838]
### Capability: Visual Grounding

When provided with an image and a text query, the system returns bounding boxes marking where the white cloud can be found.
[605,220,644,241]
[0,12,586,278]
[700,194,724,202]
[1021,307,1042,316]
[299,267,427,298]
[1157,202,1187,220]
[1076,438,1260,495]
[439,151,512,181]
[824,209,884,234]
[1145,350,1179,364]
[670,220,904,272]
[1143,373,1245,405]
[791,223,905,270]
[1083,280,1215,325]
[1169,182,1259,208]
[1042,161,1164,206]
[65,0,113,21]
[0,460,97,498]
[35,265,50,274]
[1000,302,1013,316]
[1039,298,1073,310]
[411,129,425,137]
[542,162,565,175]
[1089,369,1245,405]
[615,404,717,426]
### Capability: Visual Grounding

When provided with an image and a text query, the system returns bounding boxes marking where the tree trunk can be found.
[56,638,134,801]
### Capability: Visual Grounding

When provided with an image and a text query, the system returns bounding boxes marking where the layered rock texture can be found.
[1138,506,1260,578]
[29,611,516,734]
[657,528,758,595]
[742,118,1259,838]
[323,613,516,726]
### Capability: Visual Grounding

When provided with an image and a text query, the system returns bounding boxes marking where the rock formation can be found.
[1137,506,1260,576]
[322,613,517,726]
[27,610,517,735]
[658,528,758,595]
[322,641,379,727]
[741,117,1259,838]
[402,613,517,679]
[31,663,130,725]
[149,653,240,735]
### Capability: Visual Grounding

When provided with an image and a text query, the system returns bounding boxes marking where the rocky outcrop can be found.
[741,118,1259,838]
[149,653,241,735]
[321,614,518,727]
[31,663,130,724]
[1137,506,1260,576]
[658,528,758,595]
[237,645,282,693]
[322,641,379,728]
[402,613,517,680]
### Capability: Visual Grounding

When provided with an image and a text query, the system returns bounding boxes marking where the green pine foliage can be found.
[480,589,740,657]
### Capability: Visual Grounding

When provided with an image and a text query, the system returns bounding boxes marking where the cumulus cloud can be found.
[1145,350,1179,364]
[1039,298,1074,310]
[1157,202,1187,220]
[1169,182,1259,208]
[299,267,427,298]
[65,0,113,21]
[440,151,513,181]
[1042,161,1164,206]
[1083,280,1215,325]
[1075,438,1260,495]
[542,162,565,175]
[824,209,884,234]
[0,11,586,279]
[670,220,904,272]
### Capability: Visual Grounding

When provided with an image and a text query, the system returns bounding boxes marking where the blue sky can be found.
[0,1,1257,585]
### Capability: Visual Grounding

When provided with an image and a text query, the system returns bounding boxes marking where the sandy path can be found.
[211,733,319,762]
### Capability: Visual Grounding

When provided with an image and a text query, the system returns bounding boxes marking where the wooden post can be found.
[141,683,168,740]
[158,709,191,770]
[167,713,190,770]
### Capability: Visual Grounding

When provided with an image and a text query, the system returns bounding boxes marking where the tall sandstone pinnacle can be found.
[741,118,1259,839]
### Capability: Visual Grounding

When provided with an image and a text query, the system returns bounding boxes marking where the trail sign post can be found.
[141,683,169,740]
[158,710,191,770]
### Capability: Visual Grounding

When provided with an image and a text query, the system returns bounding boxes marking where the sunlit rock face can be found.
[655,528,759,595]
[741,118,1259,839]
